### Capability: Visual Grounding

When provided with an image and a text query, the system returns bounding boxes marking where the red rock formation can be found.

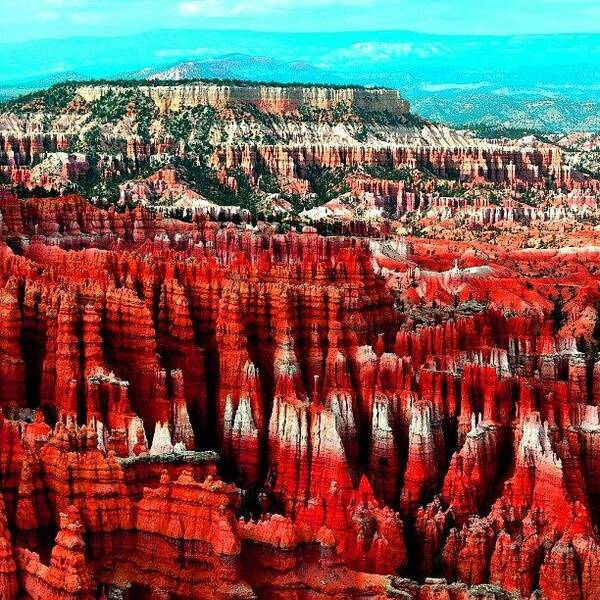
[0,494,17,600]
[15,506,94,600]
[126,470,251,598]
[217,143,565,188]
[400,401,446,514]
[1,195,600,599]
[0,282,26,410]
[442,416,507,527]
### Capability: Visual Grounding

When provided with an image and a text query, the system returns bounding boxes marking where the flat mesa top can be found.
[116,449,220,465]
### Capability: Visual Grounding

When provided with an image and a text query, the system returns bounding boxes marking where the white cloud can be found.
[155,47,213,58]
[37,0,107,24]
[325,41,449,63]
[37,10,60,20]
[37,8,102,24]
[421,82,490,92]
[178,0,373,18]
[179,1,227,17]
[42,0,85,6]
[69,11,101,24]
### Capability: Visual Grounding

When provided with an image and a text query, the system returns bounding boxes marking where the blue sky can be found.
[2,0,600,42]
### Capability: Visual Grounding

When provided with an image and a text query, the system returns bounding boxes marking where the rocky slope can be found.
[0,80,552,183]
[3,79,591,239]
[0,193,599,598]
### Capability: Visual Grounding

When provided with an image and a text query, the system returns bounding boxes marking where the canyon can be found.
[0,80,599,599]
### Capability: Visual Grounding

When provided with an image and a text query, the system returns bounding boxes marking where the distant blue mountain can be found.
[142,53,338,84]
[1,29,600,130]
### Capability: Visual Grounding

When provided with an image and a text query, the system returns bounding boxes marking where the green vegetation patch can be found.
[175,158,260,213]
[163,105,216,160]
[303,165,350,204]
[362,163,413,182]
[117,449,219,466]
[466,122,554,140]
[74,77,383,91]
[88,89,157,142]
[2,82,78,114]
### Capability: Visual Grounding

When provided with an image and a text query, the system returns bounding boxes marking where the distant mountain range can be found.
[1,29,600,132]
[143,53,333,84]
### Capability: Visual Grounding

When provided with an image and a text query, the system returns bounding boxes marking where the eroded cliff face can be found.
[75,83,410,116]
[213,143,566,188]
[0,194,599,598]
[0,81,411,145]
[0,80,559,182]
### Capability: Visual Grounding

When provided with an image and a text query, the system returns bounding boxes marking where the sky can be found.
[2,0,600,43]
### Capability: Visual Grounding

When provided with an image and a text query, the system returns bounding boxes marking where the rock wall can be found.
[75,83,410,115]
[215,143,566,186]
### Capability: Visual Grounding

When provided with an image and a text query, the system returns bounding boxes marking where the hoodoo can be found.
[0,64,599,599]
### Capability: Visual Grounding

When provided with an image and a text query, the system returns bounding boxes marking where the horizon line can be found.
[3,26,600,46]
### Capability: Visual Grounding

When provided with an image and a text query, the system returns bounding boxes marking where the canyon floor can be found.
[0,80,599,600]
